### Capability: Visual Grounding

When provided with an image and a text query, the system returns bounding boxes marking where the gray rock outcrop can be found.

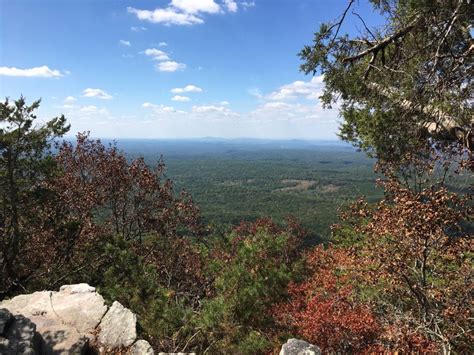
[280,338,321,355]
[0,284,153,354]
[131,339,155,354]
[98,301,137,348]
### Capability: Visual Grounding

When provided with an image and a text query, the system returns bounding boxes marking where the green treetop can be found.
[300,0,473,164]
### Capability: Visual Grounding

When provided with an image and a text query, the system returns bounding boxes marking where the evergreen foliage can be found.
[0,96,69,296]
[300,0,473,163]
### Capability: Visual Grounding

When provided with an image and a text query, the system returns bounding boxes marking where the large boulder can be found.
[0,284,153,354]
[0,284,107,354]
[280,339,321,355]
[97,301,137,348]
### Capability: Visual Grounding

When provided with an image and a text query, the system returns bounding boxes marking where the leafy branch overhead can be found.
[300,0,473,160]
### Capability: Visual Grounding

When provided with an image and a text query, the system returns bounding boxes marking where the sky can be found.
[0,0,381,139]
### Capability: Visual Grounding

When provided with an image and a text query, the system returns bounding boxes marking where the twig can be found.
[343,17,420,63]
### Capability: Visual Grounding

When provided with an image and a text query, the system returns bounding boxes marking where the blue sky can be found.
[0,0,380,139]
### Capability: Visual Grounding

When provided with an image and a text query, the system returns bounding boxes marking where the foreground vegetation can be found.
[1,0,473,353]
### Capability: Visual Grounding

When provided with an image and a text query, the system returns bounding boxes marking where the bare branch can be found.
[352,11,377,40]
[328,0,356,48]
[343,17,420,63]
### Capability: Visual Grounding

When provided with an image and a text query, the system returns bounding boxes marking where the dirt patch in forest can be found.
[274,180,340,193]
[319,184,340,193]
[276,179,317,192]
[218,180,243,187]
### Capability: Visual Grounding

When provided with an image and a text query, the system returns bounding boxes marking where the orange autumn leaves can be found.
[274,245,380,353]
[274,180,472,353]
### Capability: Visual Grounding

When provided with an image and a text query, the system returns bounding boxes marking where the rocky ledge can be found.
[0,284,320,355]
[0,283,152,354]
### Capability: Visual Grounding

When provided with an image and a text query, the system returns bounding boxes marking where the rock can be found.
[38,324,89,354]
[60,283,96,294]
[0,308,12,335]
[130,339,154,354]
[51,285,107,334]
[0,284,152,354]
[280,338,321,355]
[98,301,137,348]
[0,314,37,354]
[1,291,52,317]
[0,284,107,354]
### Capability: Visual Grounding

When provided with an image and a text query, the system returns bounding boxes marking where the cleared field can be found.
[277,179,317,192]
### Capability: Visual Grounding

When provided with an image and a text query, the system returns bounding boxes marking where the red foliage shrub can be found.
[274,245,380,353]
[51,132,202,242]
[287,180,472,354]
[48,133,206,298]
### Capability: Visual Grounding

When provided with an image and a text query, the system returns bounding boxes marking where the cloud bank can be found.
[0,65,66,78]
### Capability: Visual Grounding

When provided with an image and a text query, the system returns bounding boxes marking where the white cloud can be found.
[64,96,77,103]
[172,95,191,102]
[223,0,238,12]
[170,85,202,93]
[79,105,107,114]
[82,88,113,100]
[249,98,338,125]
[156,61,186,72]
[241,1,256,9]
[259,102,294,110]
[142,102,181,114]
[170,0,220,14]
[58,105,114,131]
[248,88,263,99]
[119,40,131,47]
[265,76,324,101]
[220,101,230,105]
[159,42,168,46]
[144,48,170,61]
[59,104,110,117]
[142,101,238,120]
[0,65,66,78]
[192,105,220,113]
[131,26,147,31]
[56,104,77,110]
[192,104,239,118]
[144,49,165,56]
[127,0,244,26]
[144,48,186,73]
[128,6,203,25]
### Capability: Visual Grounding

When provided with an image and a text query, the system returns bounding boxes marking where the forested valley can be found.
[115,139,383,242]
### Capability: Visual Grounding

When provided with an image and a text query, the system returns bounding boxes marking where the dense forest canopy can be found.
[1,1,473,354]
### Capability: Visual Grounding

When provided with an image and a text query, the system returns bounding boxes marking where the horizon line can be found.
[63,135,344,142]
